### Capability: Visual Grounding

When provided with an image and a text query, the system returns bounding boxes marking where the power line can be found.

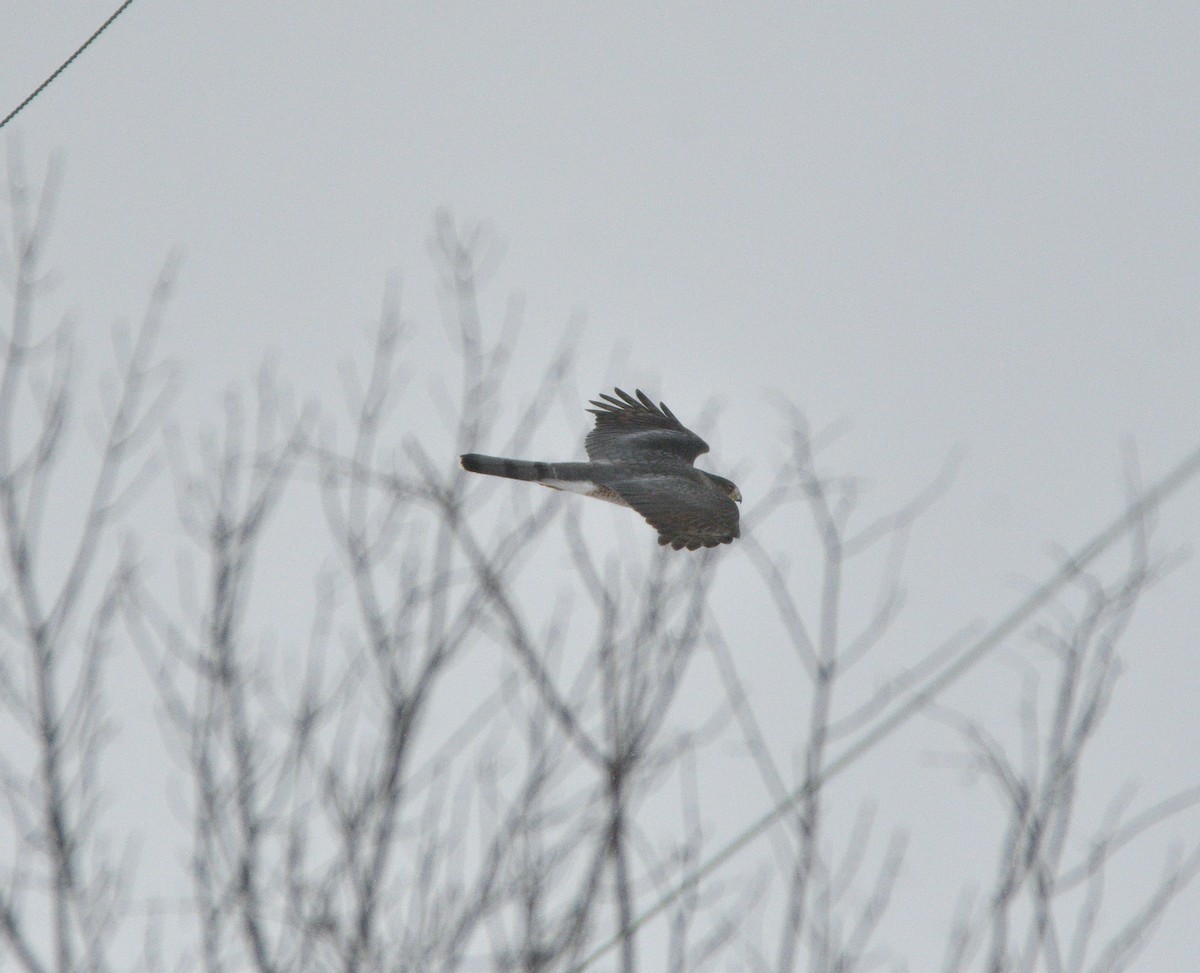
[570,437,1200,972]
[1,1,137,132]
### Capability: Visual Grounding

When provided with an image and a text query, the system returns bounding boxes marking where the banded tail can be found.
[460,453,558,482]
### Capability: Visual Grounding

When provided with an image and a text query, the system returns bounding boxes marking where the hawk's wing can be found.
[606,473,740,551]
[585,388,709,464]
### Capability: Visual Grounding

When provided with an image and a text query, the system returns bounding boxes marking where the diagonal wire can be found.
[1,1,137,132]
[569,437,1200,973]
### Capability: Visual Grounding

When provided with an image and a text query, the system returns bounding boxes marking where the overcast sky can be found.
[3,2,1199,968]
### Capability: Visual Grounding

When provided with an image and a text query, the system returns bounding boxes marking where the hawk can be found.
[460,388,741,550]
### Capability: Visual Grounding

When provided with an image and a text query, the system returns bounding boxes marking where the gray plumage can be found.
[460,388,740,551]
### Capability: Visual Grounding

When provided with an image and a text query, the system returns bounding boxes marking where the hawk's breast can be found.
[540,479,631,508]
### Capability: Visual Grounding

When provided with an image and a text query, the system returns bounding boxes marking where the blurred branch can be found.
[932,493,1199,973]
[573,407,1200,973]
[0,151,172,973]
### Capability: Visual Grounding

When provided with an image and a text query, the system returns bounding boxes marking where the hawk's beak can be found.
[731,487,742,503]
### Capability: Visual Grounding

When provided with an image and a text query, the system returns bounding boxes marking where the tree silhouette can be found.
[3,157,1198,973]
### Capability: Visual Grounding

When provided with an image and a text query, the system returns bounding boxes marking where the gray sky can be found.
[4,2,1199,968]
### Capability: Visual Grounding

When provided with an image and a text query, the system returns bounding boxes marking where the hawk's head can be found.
[704,473,742,503]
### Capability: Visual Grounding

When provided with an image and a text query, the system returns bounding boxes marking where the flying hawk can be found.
[460,388,740,550]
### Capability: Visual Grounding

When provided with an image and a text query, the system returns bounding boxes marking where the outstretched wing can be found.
[585,388,709,464]
[606,473,739,551]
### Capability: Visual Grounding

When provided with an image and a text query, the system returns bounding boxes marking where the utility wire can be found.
[569,437,1200,973]
[1,1,137,132]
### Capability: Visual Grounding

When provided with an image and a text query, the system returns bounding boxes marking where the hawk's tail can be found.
[460,453,556,482]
